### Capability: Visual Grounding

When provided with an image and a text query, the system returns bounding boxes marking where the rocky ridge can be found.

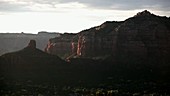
[45,10,170,63]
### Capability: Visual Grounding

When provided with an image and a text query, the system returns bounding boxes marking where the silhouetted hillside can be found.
[0,40,110,85]
[0,40,68,83]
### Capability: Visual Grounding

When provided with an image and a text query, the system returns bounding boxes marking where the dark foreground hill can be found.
[1,40,170,95]
[0,40,67,82]
[0,40,111,84]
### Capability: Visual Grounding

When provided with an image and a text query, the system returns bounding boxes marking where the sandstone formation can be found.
[45,10,170,64]
[44,33,77,58]
[75,21,123,57]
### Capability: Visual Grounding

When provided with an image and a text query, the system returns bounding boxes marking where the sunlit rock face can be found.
[44,21,122,58]
[75,21,122,57]
[44,33,77,58]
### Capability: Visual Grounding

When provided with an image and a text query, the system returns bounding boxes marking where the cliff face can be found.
[76,21,123,57]
[45,10,170,63]
[44,33,77,58]
[44,21,122,58]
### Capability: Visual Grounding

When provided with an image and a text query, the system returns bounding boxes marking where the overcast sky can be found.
[0,0,170,33]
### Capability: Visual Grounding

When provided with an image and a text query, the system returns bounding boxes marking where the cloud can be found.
[46,0,170,11]
[0,1,30,12]
[0,0,86,13]
[73,0,170,11]
[0,0,170,13]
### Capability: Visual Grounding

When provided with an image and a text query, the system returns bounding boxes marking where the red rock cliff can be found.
[45,10,170,62]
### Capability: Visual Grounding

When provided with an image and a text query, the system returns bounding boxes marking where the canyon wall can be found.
[45,10,170,63]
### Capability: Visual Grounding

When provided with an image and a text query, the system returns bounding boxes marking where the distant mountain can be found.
[0,32,60,55]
